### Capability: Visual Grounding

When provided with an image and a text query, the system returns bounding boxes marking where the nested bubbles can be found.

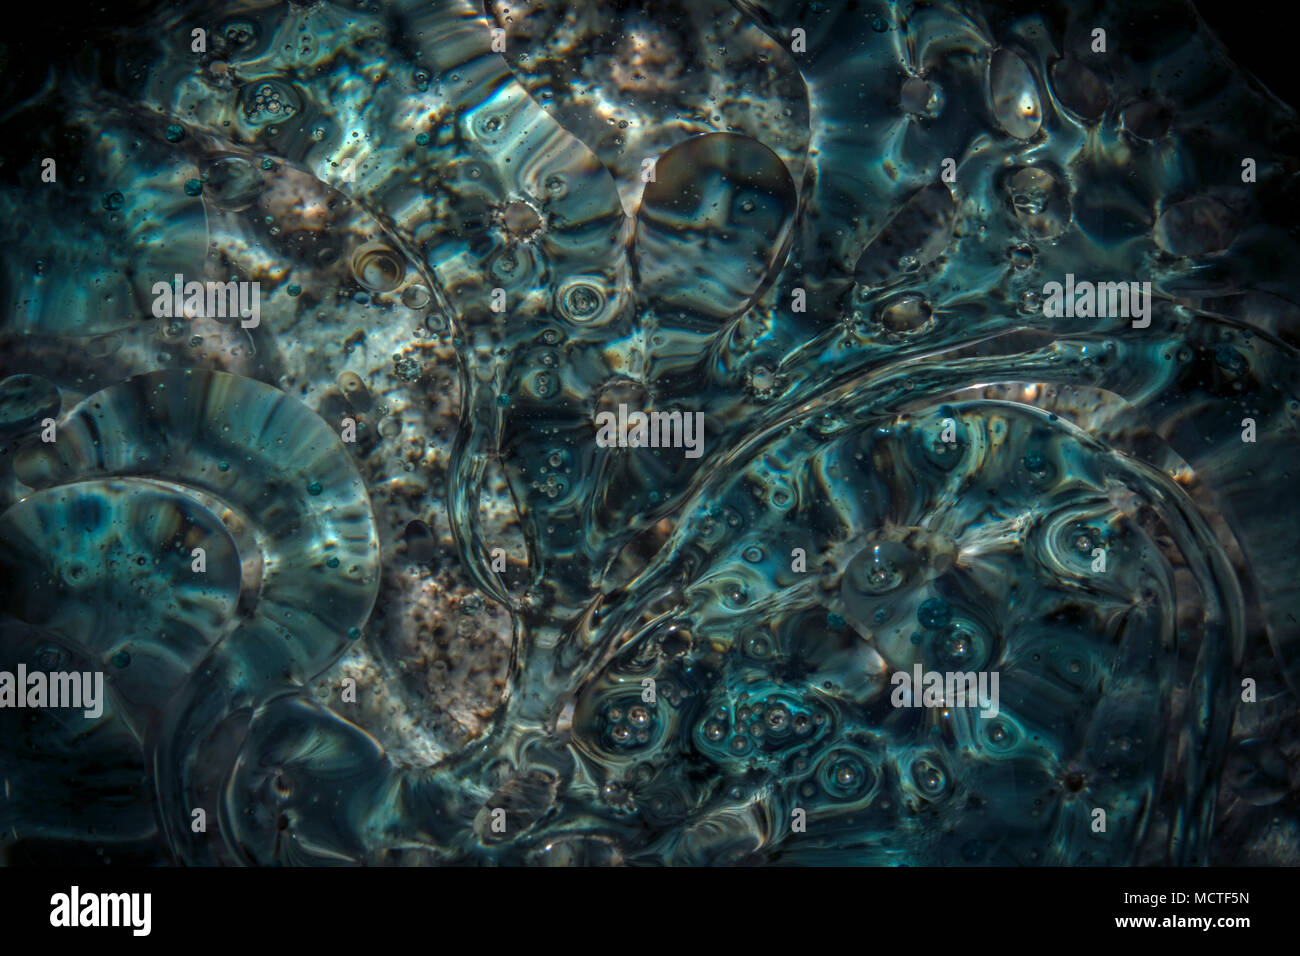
[350,240,406,293]
[239,77,303,127]
[901,750,952,804]
[1001,165,1072,240]
[846,287,938,340]
[843,540,923,603]
[574,681,675,763]
[10,372,383,864]
[926,615,995,674]
[2,0,1292,869]
[634,132,796,323]
[981,713,1025,756]
[876,293,935,336]
[401,283,432,311]
[217,17,264,57]
[555,277,609,323]
[749,692,817,752]
[872,574,1000,677]
[1019,443,1060,490]
[599,696,663,752]
[815,746,880,804]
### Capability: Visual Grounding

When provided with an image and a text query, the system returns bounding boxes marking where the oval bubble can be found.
[634,132,796,322]
[1050,58,1108,122]
[989,49,1042,140]
[1154,196,1237,257]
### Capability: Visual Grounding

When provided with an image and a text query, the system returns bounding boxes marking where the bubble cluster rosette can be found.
[0,0,1297,866]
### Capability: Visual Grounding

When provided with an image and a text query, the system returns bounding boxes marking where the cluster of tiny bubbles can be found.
[601,698,656,750]
[392,353,423,383]
[240,77,301,126]
[743,363,783,401]
[220,19,257,49]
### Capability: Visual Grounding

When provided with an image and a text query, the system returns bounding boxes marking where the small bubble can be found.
[917,597,952,630]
